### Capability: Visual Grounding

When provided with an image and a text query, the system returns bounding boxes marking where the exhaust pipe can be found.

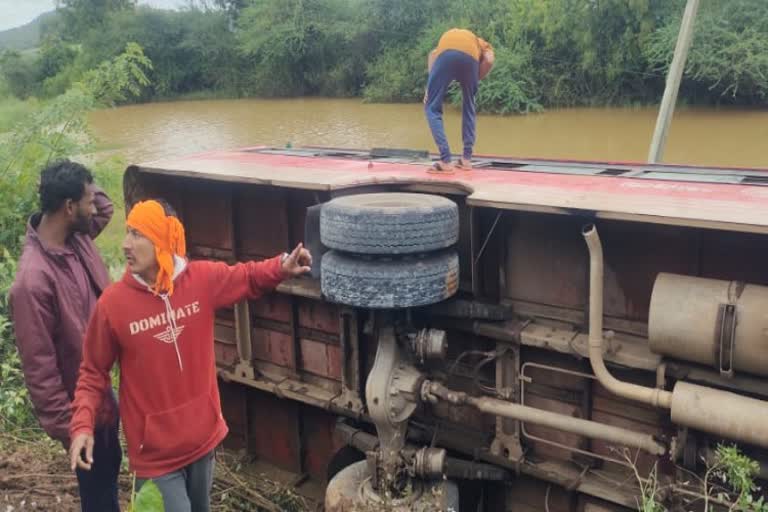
[582,224,672,409]
[671,381,768,449]
[583,224,768,449]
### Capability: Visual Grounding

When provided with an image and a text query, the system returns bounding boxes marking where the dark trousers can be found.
[425,49,480,162]
[75,420,122,512]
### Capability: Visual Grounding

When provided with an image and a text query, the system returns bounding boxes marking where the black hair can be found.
[39,159,94,214]
[153,198,178,218]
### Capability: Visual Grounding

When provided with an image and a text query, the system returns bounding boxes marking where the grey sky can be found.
[0,0,190,31]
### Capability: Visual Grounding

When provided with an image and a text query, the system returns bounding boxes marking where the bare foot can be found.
[427,161,456,174]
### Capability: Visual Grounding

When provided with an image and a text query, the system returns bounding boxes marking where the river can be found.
[89,98,768,168]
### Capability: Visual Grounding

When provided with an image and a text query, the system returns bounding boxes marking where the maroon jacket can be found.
[10,188,115,445]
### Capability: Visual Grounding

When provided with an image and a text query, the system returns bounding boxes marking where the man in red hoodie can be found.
[69,199,311,511]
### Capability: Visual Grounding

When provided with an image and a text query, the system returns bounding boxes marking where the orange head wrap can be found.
[126,200,186,296]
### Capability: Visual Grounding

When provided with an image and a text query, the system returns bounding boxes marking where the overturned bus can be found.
[124,146,768,511]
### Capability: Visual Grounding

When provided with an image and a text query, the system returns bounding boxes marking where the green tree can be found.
[56,0,137,39]
[0,51,38,99]
[176,9,249,94]
[35,37,80,98]
[0,43,151,432]
[363,23,450,103]
[500,0,667,106]
[236,0,364,96]
[81,42,152,105]
[647,0,768,104]
[4,0,767,111]
[0,42,151,255]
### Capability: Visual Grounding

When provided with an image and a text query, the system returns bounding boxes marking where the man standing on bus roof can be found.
[424,28,495,174]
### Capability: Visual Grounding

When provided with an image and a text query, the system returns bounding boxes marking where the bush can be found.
[363,23,451,103]
[646,0,768,104]
[451,44,543,114]
[0,94,40,133]
[0,43,151,437]
[0,50,39,99]
[0,251,35,432]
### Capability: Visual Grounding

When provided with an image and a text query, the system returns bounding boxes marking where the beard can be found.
[71,210,92,235]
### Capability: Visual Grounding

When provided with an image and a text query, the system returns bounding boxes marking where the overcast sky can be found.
[0,0,190,31]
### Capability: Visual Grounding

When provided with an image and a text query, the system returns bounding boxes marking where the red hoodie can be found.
[70,255,284,478]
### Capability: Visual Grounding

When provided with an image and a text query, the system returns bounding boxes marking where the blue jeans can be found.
[75,420,122,512]
[425,49,480,163]
[136,450,216,512]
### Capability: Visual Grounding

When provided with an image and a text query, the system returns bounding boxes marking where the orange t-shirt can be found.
[434,28,492,61]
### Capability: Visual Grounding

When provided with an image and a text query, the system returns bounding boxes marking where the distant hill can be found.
[0,11,59,51]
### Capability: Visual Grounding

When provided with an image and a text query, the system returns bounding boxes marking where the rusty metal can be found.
[429,298,513,320]
[325,460,460,512]
[582,224,673,410]
[336,422,379,453]
[584,225,768,450]
[332,308,364,414]
[338,422,511,482]
[670,381,768,448]
[717,303,737,377]
[289,298,301,375]
[365,451,380,490]
[301,406,345,480]
[236,186,289,257]
[456,201,473,293]
[656,363,667,390]
[300,338,339,379]
[287,190,317,253]
[251,328,294,368]
[233,301,255,379]
[664,361,768,400]
[245,389,303,472]
[231,188,256,380]
[649,273,768,377]
[407,328,447,363]
[298,298,340,334]
[492,343,524,462]
[520,362,631,468]
[470,207,480,296]
[422,380,666,456]
[508,298,649,338]
[474,211,504,267]
[218,368,365,420]
[411,447,447,479]
[303,203,325,280]
[275,277,322,299]
[133,156,768,512]
[214,340,238,367]
[184,181,234,251]
[365,326,423,477]
[409,417,642,509]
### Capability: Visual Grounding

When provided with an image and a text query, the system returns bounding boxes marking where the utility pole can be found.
[647,0,701,164]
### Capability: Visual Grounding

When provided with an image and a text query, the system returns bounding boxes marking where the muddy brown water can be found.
[89,98,768,168]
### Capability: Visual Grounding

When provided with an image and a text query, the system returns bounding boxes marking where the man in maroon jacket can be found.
[10,160,121,512]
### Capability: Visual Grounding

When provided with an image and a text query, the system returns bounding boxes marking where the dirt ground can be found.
[0,433,132,511]
[0,432,314,512]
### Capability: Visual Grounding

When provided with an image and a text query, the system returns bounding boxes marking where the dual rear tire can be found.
[319,193,460,309]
